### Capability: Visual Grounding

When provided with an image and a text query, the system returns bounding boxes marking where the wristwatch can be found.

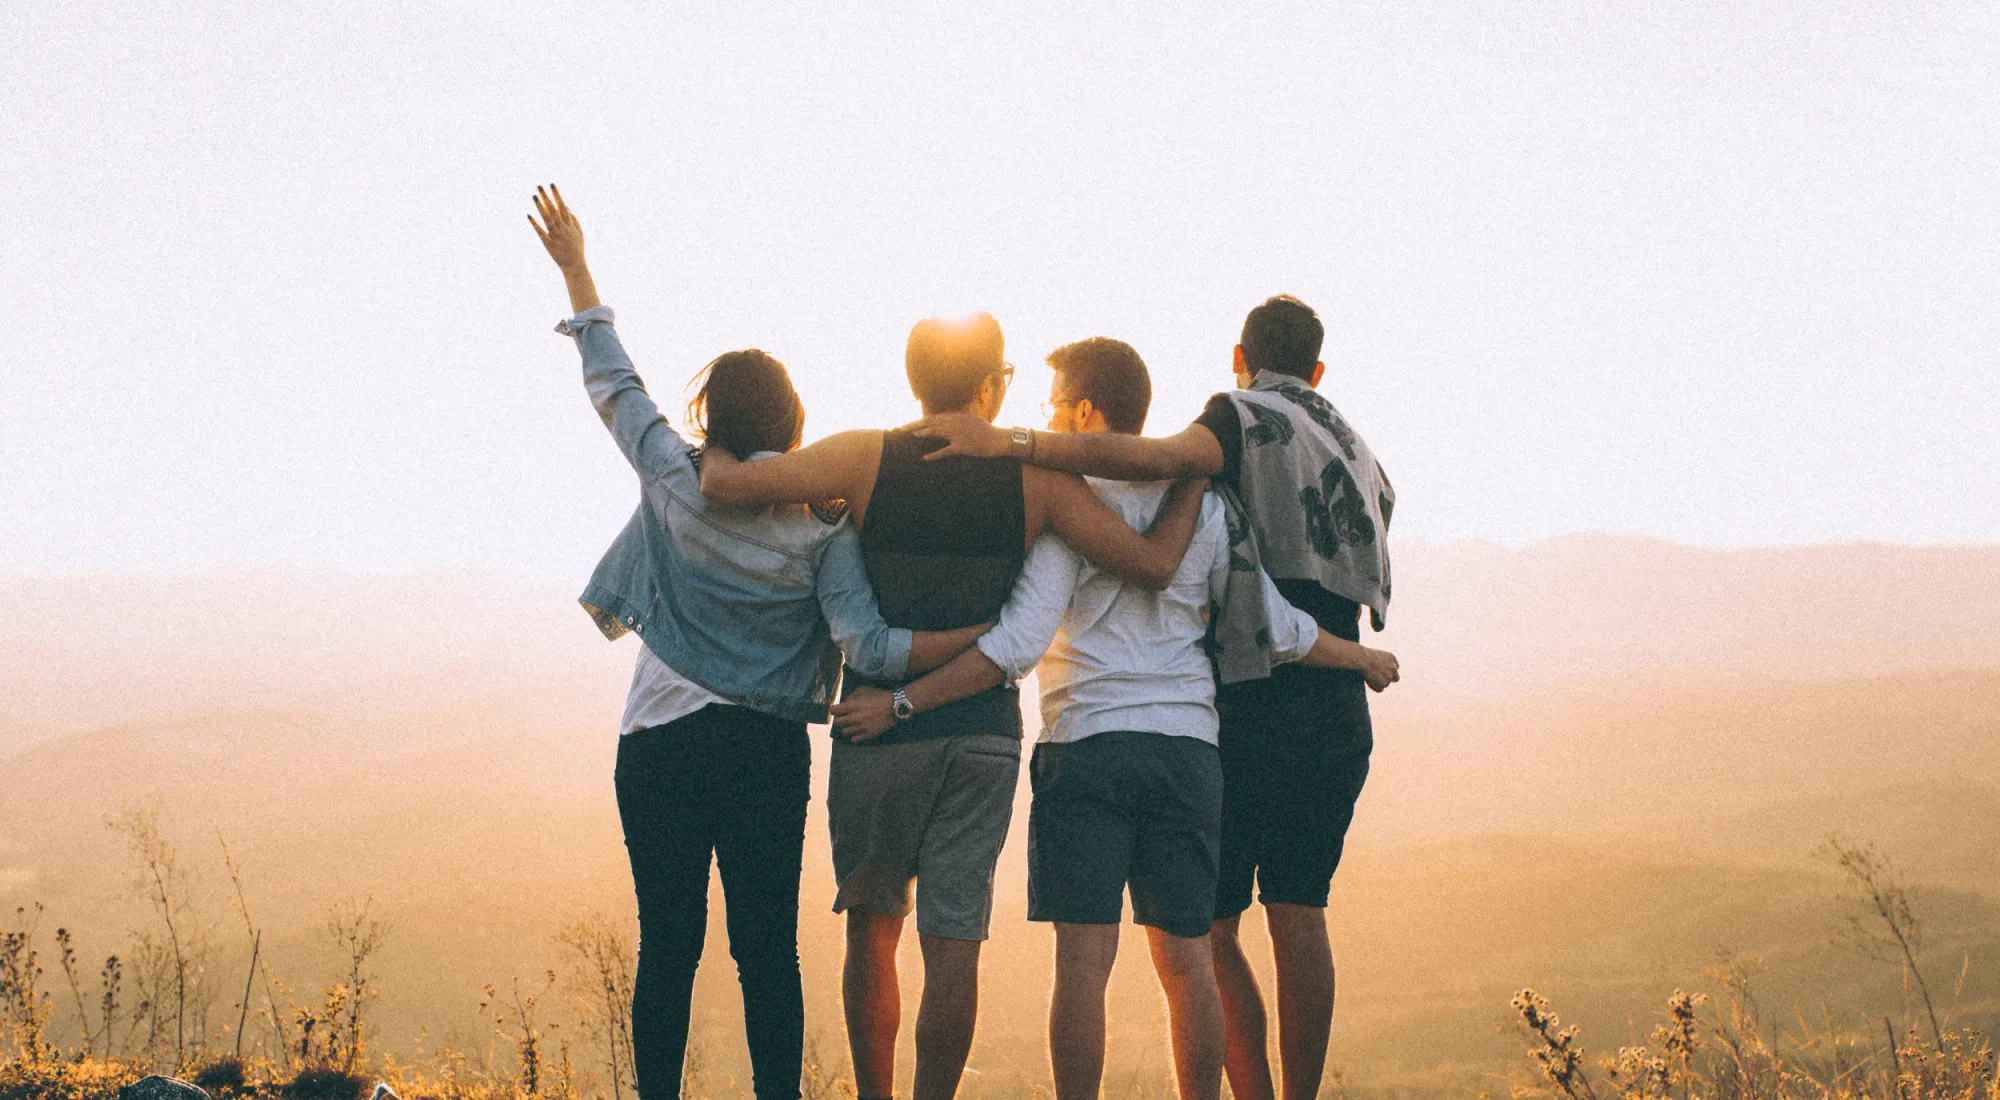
[1009,425,1034,460]
[891,688,916,721]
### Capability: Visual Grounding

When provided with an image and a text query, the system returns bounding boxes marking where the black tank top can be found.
[844,429,1028,744]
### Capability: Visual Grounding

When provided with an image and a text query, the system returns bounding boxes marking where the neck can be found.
[921,401,986,420]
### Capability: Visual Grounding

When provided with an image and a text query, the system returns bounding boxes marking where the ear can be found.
[1232,345,1249,374]
[977,373,1004,420]
[1309,361,1326,387]
[1075,397,1099,431]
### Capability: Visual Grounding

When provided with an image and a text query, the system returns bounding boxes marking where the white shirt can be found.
[974,482,1319,746]
[621,644,731,735]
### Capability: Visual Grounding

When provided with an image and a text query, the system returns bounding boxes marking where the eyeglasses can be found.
[998,362,1016,387]
[1040,396,1079,420]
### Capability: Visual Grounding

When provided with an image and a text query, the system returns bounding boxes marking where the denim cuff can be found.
[554,304,616,336]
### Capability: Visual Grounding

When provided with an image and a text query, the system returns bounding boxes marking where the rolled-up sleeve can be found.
[813,523,914,680]
[556,306,692,482]
[1262,572,1321,663]
[974,535,1080,680]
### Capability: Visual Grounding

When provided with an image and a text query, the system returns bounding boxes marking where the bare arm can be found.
[700,430,881,511]
[829,649,1009,741]
[911,413,1226,482]
[907,622,993,673]
[1033,469,1206,591]
[530,186,693,480]
[1300,632,1400,692]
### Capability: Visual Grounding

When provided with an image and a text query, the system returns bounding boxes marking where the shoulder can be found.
[818,429,886,463]
[1197,391,1241,422]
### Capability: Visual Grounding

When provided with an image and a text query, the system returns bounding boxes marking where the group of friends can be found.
[528,185,1401,1100]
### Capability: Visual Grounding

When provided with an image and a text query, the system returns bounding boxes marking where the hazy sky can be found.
[5,1,1995,581]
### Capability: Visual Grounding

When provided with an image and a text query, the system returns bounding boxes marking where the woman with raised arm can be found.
[527,186,986,1100]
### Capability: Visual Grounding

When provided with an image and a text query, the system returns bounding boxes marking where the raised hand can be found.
[528,184,600,314]
[528,184,587,272]
[908,412,1012,460]
[829,686,898,742]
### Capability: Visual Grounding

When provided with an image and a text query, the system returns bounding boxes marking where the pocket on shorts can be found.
[955,733,1023,764]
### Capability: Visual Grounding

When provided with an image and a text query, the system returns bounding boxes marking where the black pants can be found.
[615,705,810,1100]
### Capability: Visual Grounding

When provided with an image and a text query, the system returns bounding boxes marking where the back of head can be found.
[1047,337,1151,434]
[906,313,1006,414]
[687,350,804,460]
[1240,295,1324,382]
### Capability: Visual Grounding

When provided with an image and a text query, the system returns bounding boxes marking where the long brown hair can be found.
[686,350,805,459]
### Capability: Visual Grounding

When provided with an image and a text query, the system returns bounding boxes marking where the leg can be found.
[1252,672,1369,1100]
[1215,662,1370,1100]
[1146,927,1224,1100]
[913,933,982,1100]
[1124,736,1225,1100]
[615,721,718,1100]
[844,908,905,1100]
[827,737,935,1100]
[1209,912,1273,1100]
[1265,904,1334,1100]
[714,715,811,1100]
[1048,923,1119,1100]
[908,735,1021,1100]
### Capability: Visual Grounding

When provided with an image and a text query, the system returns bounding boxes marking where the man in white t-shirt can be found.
[831,338,1398,1100]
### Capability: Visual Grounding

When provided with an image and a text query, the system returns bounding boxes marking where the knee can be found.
[1264,902,1328,942]
[727,925,800,971]
[1207,914,1246,953]
[845,908,905,964]
[635,935,704,987]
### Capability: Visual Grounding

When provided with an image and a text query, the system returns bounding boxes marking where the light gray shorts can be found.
[827,731,1022,942]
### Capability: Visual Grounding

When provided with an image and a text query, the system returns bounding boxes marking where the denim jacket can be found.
[557,306,912,724]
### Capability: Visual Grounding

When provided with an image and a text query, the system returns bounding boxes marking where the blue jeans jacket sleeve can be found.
[558,307,692,481]
[813,523,913,680]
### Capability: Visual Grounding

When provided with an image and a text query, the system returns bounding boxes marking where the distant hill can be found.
[0,569,632,738]
[1668,776,2000,893]
[1360,668,2000,842]
[5,537,1995,740]
[1376,535,2000,702]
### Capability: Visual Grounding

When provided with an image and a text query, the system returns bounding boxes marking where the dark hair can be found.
[1047,337,1151,434]
[686,349,804,459]
[1240,295,1324,381]
[905,313,1006,414]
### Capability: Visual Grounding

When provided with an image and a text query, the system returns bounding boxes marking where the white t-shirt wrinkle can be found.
[975,481,1318,746]
[621,643,731,735]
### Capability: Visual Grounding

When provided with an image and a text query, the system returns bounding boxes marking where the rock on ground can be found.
[118,1077,210,1100]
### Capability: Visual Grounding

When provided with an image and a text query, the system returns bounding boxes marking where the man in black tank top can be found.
[700,313,1207,1100]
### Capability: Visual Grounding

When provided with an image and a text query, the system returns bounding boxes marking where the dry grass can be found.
[1507,839,1995,1100]
[6,813,1994,1100]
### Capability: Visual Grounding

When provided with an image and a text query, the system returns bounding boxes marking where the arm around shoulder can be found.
[910,414,1225,482]
[1034,469,1206,591]
[700,429,880,505]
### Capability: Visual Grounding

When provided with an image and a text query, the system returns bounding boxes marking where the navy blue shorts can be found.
[1027,731,1223,939]
[1214,663,1373,917]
